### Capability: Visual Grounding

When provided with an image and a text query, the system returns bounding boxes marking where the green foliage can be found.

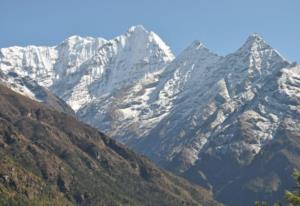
[255,170,300,206]
[255,201,268,206]
[285,170,300,206]
[254,201,282,206]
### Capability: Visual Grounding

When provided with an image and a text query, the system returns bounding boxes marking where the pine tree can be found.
[255,170,300,206]
[285,170,300,206]
[255,201,269,206]
[255,201,282,206]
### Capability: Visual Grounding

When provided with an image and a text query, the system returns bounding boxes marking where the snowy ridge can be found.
[0,36,107,88]
[123,33,292,169]
[0,26,174,112]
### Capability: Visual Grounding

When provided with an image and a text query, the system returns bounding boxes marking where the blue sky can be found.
[1,0,299,62]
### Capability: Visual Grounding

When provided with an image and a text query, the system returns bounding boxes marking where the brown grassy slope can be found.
[0,84,221,206]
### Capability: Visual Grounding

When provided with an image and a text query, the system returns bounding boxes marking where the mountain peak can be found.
[62,35,86,44]
[179,40,218,59]
[239,33,271,52]
[233,33,288,63]
[121,25,174,61]
[248,32,264,40]
[190,40,207,50]
[66,35,84,40]
[127,25,148,34]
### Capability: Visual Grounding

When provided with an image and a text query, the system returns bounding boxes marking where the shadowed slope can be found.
[0,84,220,206]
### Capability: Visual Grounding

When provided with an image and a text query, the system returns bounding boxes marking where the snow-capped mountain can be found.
[0,25,174,113]
[1,25,299,205]
[53,25,174,111]
[131,33,290,167]
[118,33,297,206]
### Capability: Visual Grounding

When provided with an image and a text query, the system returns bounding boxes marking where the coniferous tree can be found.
[255,170,300,206]
[285,170,300,206]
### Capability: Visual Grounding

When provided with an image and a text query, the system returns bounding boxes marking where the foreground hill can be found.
[0,84,219,206]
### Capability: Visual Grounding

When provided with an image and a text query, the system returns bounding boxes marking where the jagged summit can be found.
[125,25,152,40]
[122,25,174,61]
[235,33,279,57]
[127,24,148,34]
[175,40,220,63]
[60,35,107,44]
[189,40,207,50]
[224,33,288,76]
[248,32,264,40]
